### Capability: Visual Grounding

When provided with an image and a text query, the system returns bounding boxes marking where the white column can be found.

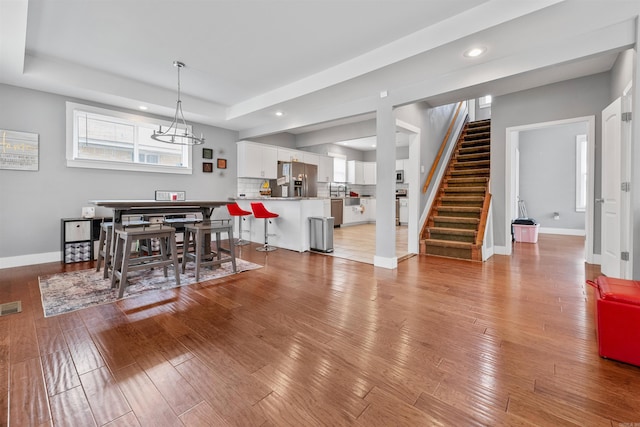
[631,15,640,279]
[374,96,398,269]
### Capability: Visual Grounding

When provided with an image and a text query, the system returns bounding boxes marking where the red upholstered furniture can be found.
[250,202,279,252]
[587,276,640,367]
[227,202,252,246]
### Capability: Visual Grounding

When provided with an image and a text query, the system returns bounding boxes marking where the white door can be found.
[601,98,622,277]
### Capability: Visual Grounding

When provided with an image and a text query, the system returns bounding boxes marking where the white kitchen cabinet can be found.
[318,155,334,182]
[399,198,409,224]
[237,141,277,179]
[347,160,364,185]
[363,162,376,185]
[277,147,301,162]
[365,198,376,221]
[302,152,319,166]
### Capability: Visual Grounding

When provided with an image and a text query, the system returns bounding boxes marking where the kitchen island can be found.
[232,198,328,252]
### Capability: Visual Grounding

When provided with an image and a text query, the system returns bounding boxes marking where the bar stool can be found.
[182,222,237,282]
[111,225,180,298]
[95,218,150,279]
[250,202,279,252]
[227,202,252,246]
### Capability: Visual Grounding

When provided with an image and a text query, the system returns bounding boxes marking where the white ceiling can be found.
[1,0,638,140]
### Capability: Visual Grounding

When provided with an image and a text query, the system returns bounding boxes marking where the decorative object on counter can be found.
[259,180,272,196]
[217,158,227,169]
[151,61,204,146]
[155,190,186,201]
[0,129,39,171]
[38,259,262,317]
[202,147,213,159]
[251,202,279,251]
[203,162,213,173]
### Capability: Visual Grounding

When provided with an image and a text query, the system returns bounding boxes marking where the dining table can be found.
[90,199,230,225]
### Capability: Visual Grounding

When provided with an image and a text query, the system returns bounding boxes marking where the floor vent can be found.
[0,301,22,316]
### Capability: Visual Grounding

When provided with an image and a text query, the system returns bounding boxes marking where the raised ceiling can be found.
[1,0,638,138]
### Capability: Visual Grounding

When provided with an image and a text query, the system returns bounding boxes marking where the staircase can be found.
[421,119,491,261]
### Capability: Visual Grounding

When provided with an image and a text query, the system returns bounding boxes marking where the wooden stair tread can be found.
[446,177,489,183]
[449,168,490,176]
[440,195,485,202]
[427,227,476,236]
[456,152,490,161]
[431,216,480,224]
[443,186,487,193]
[436,206,482,212]
[423,239,474,249]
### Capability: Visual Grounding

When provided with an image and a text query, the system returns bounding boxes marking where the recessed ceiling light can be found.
[275,111,284,117]
[464,47,486,58]
[139,105,148,110]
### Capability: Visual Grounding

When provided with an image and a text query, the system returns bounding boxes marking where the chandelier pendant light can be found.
[152,60,205,146]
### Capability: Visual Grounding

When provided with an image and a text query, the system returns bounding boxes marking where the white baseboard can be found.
[0,251,61,269]
[482,246,495,261]
[539,227,585,236]
[493,245,510,256]
[374,256,398,269]
[587,254,601,265]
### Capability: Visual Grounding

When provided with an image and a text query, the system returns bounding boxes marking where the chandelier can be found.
[151,61,205,145]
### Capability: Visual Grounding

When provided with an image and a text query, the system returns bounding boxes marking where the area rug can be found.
[38,259,262,317]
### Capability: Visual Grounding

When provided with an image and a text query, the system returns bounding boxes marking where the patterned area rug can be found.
[38,259,262,317]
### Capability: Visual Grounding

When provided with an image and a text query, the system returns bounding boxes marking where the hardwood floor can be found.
[1,235,639,426]
[329,223,410,264]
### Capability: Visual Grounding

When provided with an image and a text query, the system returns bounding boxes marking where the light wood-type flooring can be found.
[329,223,410,264]
[1,235,639,426]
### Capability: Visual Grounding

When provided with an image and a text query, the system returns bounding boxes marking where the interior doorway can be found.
[505,116,596,262]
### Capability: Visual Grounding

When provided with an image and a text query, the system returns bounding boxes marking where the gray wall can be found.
[518,123,587,230]
[0,84,239,262]
[491,72,610,251]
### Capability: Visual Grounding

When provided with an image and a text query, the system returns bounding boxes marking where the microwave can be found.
[396,170,404,183]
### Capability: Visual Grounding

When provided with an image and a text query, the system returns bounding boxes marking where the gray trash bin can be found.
[309,216,334,253]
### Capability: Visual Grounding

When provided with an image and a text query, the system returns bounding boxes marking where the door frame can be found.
[396,119,421,254]
[505,115,596,262]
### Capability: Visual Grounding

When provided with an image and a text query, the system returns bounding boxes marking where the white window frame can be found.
[66,102,193,174]
[328,152,347,183]
[479,95,492,108]
[576,134,587,212]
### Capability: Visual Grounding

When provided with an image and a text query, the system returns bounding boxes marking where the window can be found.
[66,102,193,174]
[479,95,492,108]
[328,152,347,182]
[576,135,587,212]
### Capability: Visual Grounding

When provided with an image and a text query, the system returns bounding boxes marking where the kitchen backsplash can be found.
[237,178,406,199]
[237,178,331,198]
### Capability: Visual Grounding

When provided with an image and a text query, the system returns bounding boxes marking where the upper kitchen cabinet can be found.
[237,141,277,179]
[347,160,363,185]
[302,152,319,166]
[317,155,334,182]
[363,162,376,185]
[347,160,376,185]
[277,147,301,162]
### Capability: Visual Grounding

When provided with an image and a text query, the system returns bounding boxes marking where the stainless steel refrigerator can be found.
[270,162,318,197]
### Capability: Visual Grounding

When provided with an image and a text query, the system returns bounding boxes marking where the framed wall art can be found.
[202,148,213,159]
[0,129,39,171]
[202,162,213,173]
[217,158,227,169]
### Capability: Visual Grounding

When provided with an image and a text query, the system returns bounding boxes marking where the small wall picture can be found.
[202,162,213,173]
[202,148,213,159]
[0,129,39,171]
[217,158,227,169]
